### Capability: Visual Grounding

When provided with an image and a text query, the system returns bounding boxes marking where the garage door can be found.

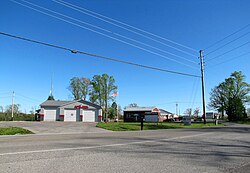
[83,110,95,122]
[64,109,77,122]
[44,110,56,121]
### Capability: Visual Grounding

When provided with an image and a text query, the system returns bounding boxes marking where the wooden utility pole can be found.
[11,91,15,121]
[199,50,206,124]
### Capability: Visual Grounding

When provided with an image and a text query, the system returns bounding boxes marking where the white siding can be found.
[83,110,95,122]
[64,109,77,121]
[44,109,57,121]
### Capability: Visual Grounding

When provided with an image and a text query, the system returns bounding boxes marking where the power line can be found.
[205,41,250,62]
[206,52,250,68]
[18,0,198,65]
[0,31,201,78]
[11,0,197,69]
[52,0,198,57]
[204,31,250,56]
[15,92,42,103]
[54,0,198,52]
[204,23,250,50]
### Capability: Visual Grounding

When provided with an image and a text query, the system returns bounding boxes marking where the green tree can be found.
[0,106,3,113]
[68,77,91,100]
[208,82,227,118]
[5,104,21,114]
[90,74,117,120]
[108,102,117,119]
[209,71,250,121]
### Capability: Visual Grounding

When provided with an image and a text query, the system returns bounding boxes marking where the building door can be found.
[44,109,57,121]
[83,110,95,122]
[64,109,77,122]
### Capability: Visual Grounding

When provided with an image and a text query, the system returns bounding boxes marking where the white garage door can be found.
[64,109,77,122]
[83,110,95,122]
[44,110,56,121]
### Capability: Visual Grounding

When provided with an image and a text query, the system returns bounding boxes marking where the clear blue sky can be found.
[0,0,249,114]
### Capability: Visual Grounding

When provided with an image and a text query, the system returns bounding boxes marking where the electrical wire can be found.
[204,31,250,56]
[54,0,198,52]
[11,0,198,69]
[0,31,201,78]
[206,52,250,68]
[52,0,198,57]
[19,0,198,65]
[205,41,250,62]
[204,23,250,51]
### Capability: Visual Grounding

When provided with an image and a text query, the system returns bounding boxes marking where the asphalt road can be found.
[0,124,249,173]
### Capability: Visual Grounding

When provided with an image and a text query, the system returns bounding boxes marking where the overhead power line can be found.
[207,52,250,68]
[204,23,250,51]
[205,41,250,62]
[204,31,250,56]
[11,0,198,69]
[0,31,201,78]
[55,0,198,52]
[18,0,198,65]
[52,0,198,57]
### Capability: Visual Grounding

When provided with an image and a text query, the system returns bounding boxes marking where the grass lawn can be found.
[0,127,33,135]
[96,122,224,131]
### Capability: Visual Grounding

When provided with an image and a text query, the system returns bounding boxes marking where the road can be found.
[0,124,249,173]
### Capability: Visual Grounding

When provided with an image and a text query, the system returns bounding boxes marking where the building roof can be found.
[40,100,102,109]
[159,109,173,115]
[124,107,156,112]
[40,100,70,107]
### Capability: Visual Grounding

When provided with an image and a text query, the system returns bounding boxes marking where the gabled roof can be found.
[40,100,102,109]
[159,109,173,115]
[40,100,70,107]
[124,107,157,112]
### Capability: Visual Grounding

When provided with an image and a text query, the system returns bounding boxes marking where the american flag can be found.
[112,90,118,97]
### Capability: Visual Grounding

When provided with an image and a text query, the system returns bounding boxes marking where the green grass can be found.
[0,127,34,135]
[96,122,224,131]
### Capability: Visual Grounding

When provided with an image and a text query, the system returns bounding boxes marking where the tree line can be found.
[68,74,118,120]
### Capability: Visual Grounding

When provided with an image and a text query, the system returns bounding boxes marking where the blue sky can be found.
[0,0,249,114]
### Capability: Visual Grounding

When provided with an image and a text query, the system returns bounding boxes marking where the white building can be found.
[38,100,102,122]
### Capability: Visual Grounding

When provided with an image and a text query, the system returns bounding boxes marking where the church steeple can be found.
[47,74,55,100]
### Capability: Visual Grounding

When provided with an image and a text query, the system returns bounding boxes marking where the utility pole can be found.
[199,50,206,124]
[176,102,178,116]
[11,91,15,121]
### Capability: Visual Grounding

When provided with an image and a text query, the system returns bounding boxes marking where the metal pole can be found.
[199,50,206,124]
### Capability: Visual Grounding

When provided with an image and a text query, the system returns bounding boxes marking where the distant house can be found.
[124,107,173,122]
[38,100,102,122]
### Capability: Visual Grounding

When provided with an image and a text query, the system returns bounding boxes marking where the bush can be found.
[0,113,37,121]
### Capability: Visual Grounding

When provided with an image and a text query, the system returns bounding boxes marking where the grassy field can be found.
[96,122,224,131]
[0,127,34,135]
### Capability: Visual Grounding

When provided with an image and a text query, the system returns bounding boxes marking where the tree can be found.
[0,106,3,113]
[193,107,200,117]
[90,74,117,120]
[108,102,117,119]
[127,103,138,108]
[247,108,250,117]
[184,108,192,116]
[209,71,250,121]
[5,104,21,114]
[68,77,91,100]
